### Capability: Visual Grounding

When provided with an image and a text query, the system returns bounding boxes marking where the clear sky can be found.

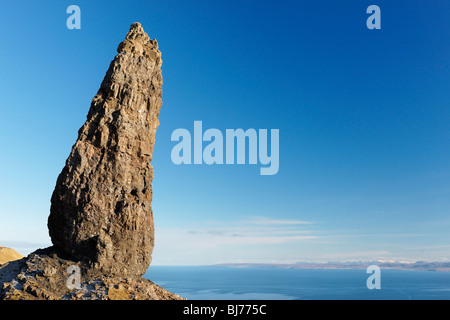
[0,1,449,266]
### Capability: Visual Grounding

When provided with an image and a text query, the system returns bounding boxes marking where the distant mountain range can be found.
[216,261,450,272]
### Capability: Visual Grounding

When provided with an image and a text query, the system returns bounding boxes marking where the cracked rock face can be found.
[47,23,163,277]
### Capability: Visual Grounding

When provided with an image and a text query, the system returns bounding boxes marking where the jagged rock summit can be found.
[0,23,180,300]
[48,22,162,277]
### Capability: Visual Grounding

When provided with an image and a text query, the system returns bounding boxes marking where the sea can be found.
[143,266,450,300]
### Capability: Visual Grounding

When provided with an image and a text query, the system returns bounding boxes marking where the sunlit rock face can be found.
[48,23,163,277]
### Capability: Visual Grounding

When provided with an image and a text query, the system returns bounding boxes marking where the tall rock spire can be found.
[48,22,163,277]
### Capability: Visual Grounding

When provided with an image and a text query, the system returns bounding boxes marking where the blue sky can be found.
[0,1,449,265]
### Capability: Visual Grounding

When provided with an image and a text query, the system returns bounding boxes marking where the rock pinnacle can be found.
[47,22,163,277]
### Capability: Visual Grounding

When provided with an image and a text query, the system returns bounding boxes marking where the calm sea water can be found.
[143,266,450,300]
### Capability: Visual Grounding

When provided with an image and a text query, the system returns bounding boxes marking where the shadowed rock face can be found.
[48,23,163,277]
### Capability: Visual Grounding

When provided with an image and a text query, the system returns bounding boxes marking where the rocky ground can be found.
[0,247,184,300]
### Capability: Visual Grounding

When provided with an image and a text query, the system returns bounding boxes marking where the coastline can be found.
[212,262,450,272]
